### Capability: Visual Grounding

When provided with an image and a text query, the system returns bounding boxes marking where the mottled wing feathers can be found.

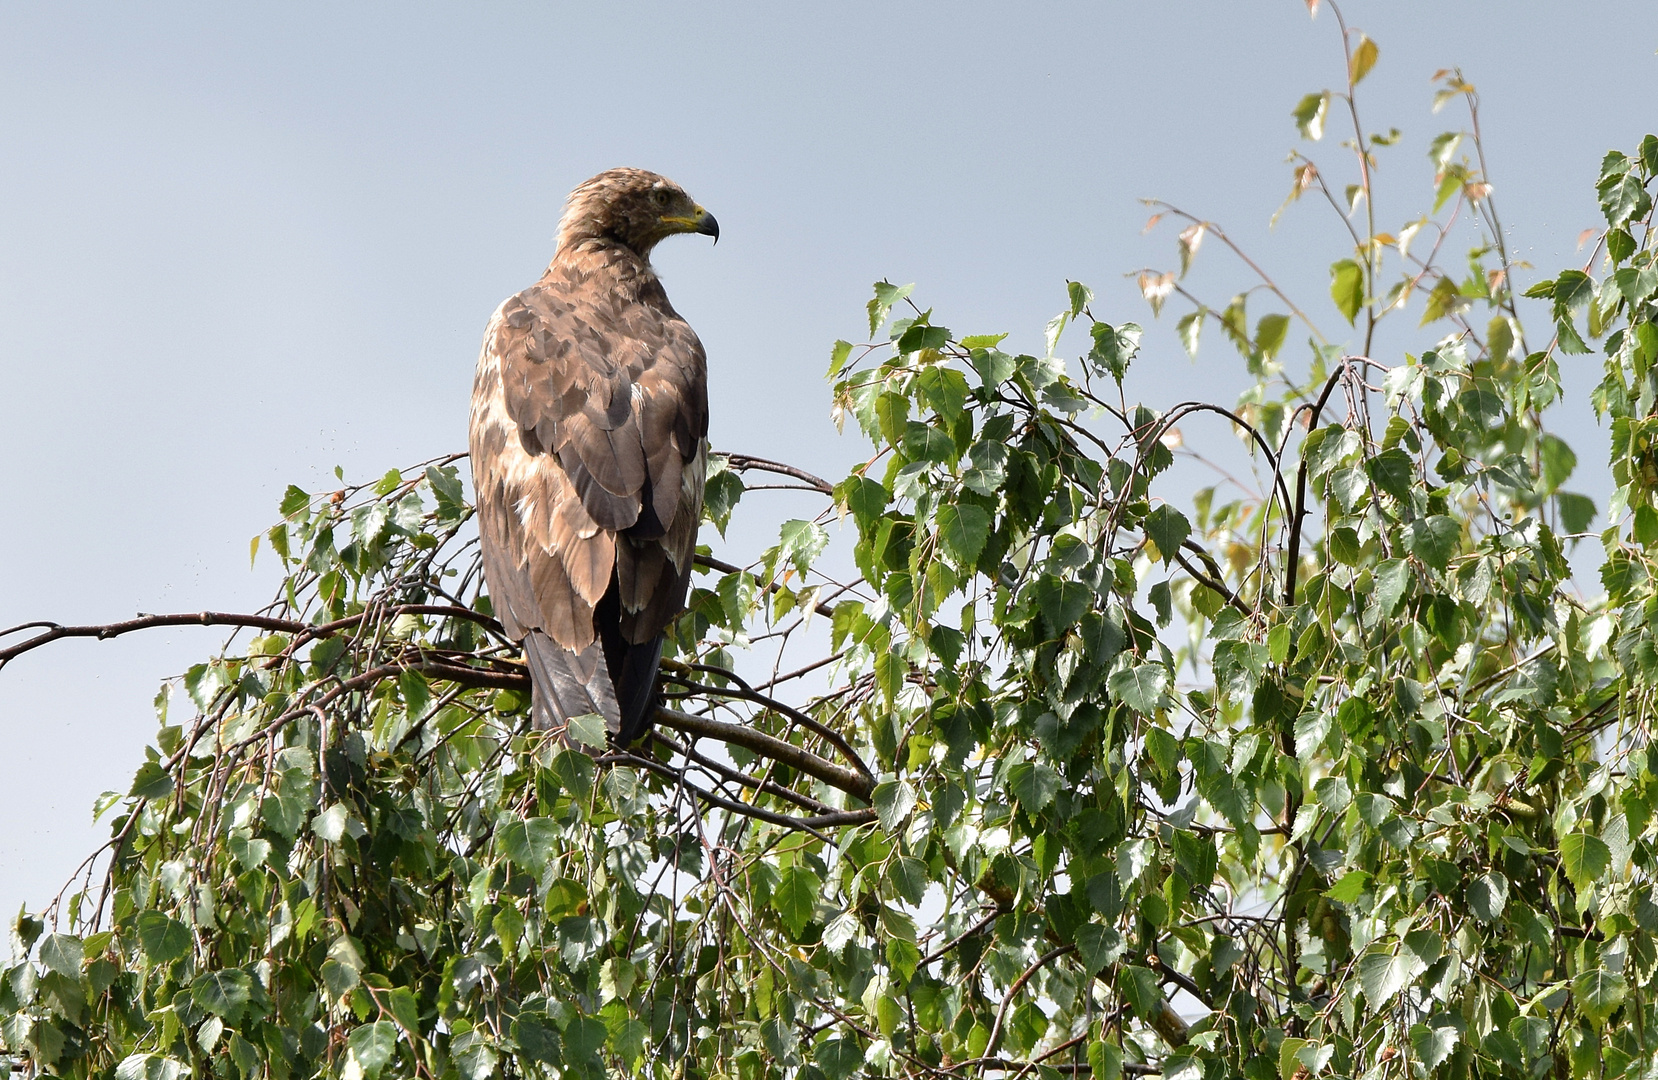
[469,245,708,666]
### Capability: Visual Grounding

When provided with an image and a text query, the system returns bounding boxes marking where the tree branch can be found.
[0,604,503,670]
[655,706,874,803]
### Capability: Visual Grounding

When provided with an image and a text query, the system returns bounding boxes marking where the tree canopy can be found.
[7,7,1658,1080]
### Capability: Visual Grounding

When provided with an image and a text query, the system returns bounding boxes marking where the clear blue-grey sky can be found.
[2,1,1654,935]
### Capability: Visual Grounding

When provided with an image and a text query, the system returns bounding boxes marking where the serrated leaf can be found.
[778,519,829,574]
[1255,313,1290,359]
[1176,309,1204,357]
[129,761,174,801]
[1574,967,1627,1025]
[873,780,917,832]
[822,911,858,956]
[1325,870,1369,904]
[1358,945,1425,1006]
[347,1022,399,1079]
[772,864,821,936]
[1144,504,1190,565]
[1109,663,1168,713]
[1366,447,1415,501]
[38,934,84,978]
[1008,761,1060,813]
[1560,832,1611,893]
[937,503,990,569]
[827,339,854,377]
[1074,923,1124,975]
[566,711,607,750]
[1468,872,1509,922]
[191,968,253,1022]
[867,281,914,337]
[1409,1020,1458,1071]
[1348,34,1378,84]
[1330,259,1364,324]
[498,817,559,875]
[135,912,190,965]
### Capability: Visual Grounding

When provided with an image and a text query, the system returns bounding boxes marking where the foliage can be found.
[7,6,1658,1080]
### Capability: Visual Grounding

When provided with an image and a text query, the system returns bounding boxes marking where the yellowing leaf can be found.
[1348,34,1378,86]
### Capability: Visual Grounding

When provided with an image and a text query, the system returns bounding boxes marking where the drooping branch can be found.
[0,605,504,670]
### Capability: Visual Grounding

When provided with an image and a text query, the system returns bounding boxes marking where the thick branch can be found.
[655,706,875,803]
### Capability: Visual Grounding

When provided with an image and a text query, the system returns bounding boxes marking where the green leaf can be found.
[1292,91,1329,140]
[1120,965,1165,1023]
[498,817,559,875]
[128,761,174,801]
[1255,313,1290,359]
[38,934,83,978]
[1366,447,1414,501]
[970,348,1017,386]
[815,1037,863,1080]
[841,474,889,528]
[1068,280,1094,316]
[191,969,254,1022]
[116,1055,186,1080]
[826,339,854,377]
[873,780,917,832]
[896,322,949,354]
[1088,321,1142,381]
[1007,761,1060,813]
[1327,526,1361,565]
[279,484,310,517]
[1144,504,1190,565]
[512,1015,560,1065]
[1176,309,1203,357]
[347,1022,399,1079]
[1558,492,1596,534]
[1109,663,1168,713]
[135,912,190,965]
[1325,870,1370,904]
[1073,923,1124,975]
[1329,259,1364,324]
[936,503,991,569]
[1560,832,1611,893]
[1553,269,1594,312]
[772,865,821,936]
[1358,945,1426,1006]
[867,280,914,337]
[566,711,607,750]
[1574,967,1627,1026]
[1409,1020,1458,1072]
[1600,172,1653,227]
[388,986,420,1034]
[1468,872,1509,922]
[777,519,829,575]
[1407,515,1459,572]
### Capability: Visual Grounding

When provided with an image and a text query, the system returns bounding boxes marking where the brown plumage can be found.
[469,168,717,746]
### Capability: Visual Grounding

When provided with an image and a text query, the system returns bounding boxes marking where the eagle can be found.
[469,168,718,747]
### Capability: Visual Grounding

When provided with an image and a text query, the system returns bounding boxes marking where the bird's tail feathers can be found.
[522,632,620,748]
[612,635,665,749]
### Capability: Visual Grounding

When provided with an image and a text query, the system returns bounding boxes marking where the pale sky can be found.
[3,1,1655,937]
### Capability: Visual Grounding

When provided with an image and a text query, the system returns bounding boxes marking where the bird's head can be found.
[556,168,719,257]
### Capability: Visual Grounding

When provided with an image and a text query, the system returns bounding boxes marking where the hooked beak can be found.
[663,205,719,244]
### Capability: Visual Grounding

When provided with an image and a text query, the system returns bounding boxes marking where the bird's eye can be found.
[651,189,670,207]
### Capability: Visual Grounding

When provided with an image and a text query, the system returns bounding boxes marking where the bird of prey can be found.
[469,168,718,747]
